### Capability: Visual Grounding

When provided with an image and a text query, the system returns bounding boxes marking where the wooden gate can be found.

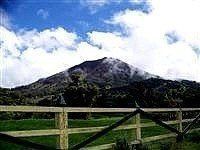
[0,106,199,149]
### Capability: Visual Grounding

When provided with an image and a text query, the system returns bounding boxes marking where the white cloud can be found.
[107,0,200,81]
[88,31,124,50]
[19,27,77,51]
[0,26,79,87]
[0,26,127,87]
[37,9,49,19]
[1,0,200,88]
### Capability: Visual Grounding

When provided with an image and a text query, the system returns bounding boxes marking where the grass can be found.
[0,117,199,150]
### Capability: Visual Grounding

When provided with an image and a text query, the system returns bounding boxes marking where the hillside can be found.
[0,57,199,108]
[101,78,200,108]
[13,57,157,101]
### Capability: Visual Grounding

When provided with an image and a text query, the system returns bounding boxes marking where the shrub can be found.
[114,138,149,150]
[114,138,131,150]
[186,132,200,143]
[160,142,172,150]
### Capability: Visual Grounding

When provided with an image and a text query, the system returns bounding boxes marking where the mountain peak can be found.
[14,57,158,99]
[102,57,122,63]
[68,57,157,87]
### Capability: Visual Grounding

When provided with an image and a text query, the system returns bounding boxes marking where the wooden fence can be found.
[0,106,200,150]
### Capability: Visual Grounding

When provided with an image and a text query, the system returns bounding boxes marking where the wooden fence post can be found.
[175,108,183,150]
[177,108,183,132]
[135,113,141,142]
[55,110,68,150]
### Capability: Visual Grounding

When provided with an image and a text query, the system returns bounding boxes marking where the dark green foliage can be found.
[63,73,99,119]
[96,85,136,108]
[128,78,200,108]
[0,88,32,120]
[114,138,131,150]
[63,72,99,107]
[1,76,200,120]
[186,132,200,143]
[0,88,27,105]
[159,142,172,150]
[136,144,149,150]
[114,138,150,150]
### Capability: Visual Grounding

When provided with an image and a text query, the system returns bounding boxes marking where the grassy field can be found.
[0,116,199,150]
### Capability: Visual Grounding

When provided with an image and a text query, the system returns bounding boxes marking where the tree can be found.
[63,72,99,119]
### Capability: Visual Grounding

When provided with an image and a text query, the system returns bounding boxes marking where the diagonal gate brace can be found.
[71,109,140,150]
[71,108,198,150]
[183,113,200,135]
[177,113,200,141]
[138,109,181,135]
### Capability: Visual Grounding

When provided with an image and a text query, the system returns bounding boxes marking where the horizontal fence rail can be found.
[1,106,200,112]
[0,106,200,150]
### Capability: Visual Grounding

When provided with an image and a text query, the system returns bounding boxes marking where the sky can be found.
[0,0,200,88]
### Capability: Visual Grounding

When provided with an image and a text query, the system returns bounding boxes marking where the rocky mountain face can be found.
[14,57,158,101]
[68,57,158,87]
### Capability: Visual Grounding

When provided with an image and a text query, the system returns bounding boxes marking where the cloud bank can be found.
[1,0,200,88]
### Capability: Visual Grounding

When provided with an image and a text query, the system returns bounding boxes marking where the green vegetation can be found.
[63,73,99,119]
[185,131,200,143]
[114,138,131,150]
[0,117,199,150]
[1,77,200,114]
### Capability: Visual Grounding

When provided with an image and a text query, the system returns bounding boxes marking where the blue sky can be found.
[1,0,200,87]
[3,0,149,37]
